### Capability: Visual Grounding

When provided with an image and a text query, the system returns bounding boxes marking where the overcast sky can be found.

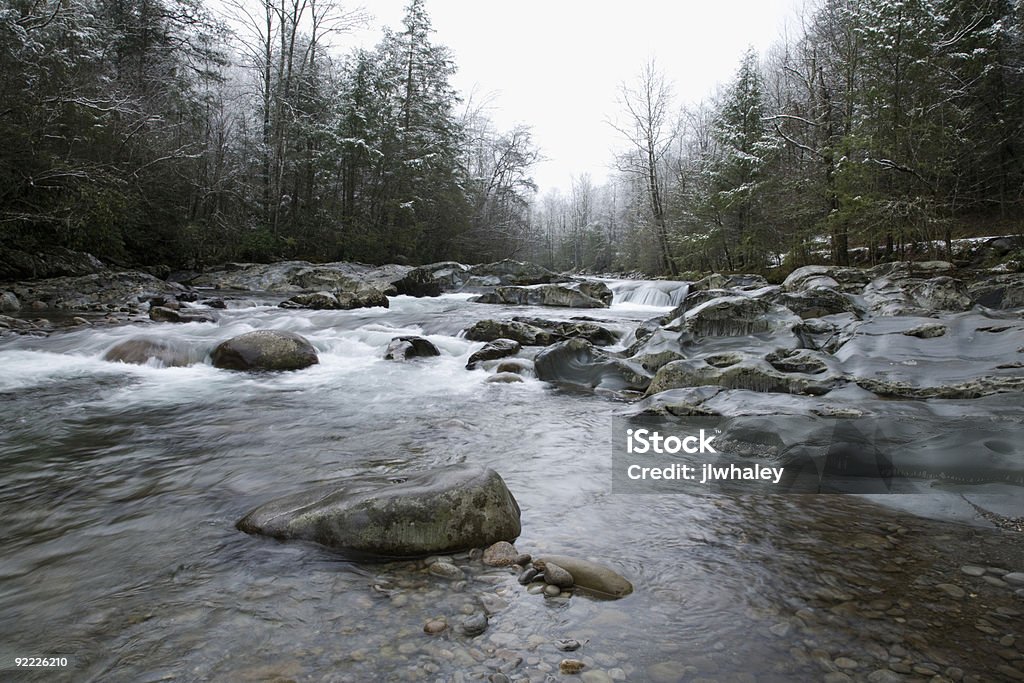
[351,1,803,195]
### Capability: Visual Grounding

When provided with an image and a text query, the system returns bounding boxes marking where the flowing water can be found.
[1,287,1022,682]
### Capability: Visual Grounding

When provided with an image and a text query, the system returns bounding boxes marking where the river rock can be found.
[467,339,521,369]
[468,259,560,286]
[535,338,650,392]
[384,335,440,360]
[460,612,489,637]
[189,261,412,294]
[0,246,105,280]
[428,561,463,580]
[0,291,20,312]
[645,352,839,396]
[783,265,870,293]
[512,317,619,346]
[473,283,609,308]
[5,270,189,311]
[237,465,521,557]
[149,305,216,323]
[482,541,519,567]
[535,555,633,599]
[464,320,559,346]
[103,336,194,367]
[337,288,389,310]
[539,561,574,588]
[485,372,523,383]
[970,273,1024,309]
[212,330,319,371]
[394,262,471,297]
[279,291,341,309]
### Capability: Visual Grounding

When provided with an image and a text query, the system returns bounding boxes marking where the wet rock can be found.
[535,555,633,599]
[393,262,470,297]
[337,288,389,310]
[518,568,539,585]
[577,280,614,305]
[0,246,105,280]
[783,265,870,293]
[460,612,488,637]
[467,339,521,369]
[513,553,531,566]
[237,465,521,557]
[969,273,1024,309]
[428,562,463,580]
[512,317,619,346]
[485,372,524,384]
[692,273,768,291]
[0,291,20,312]
[903,322,947,338]
[280,291,340,309]
[555,639,583,652]
[772,286,857,319]
[646,353,838,396]
[423,619,447,635]
[468,259,560,286]
[384,336,440,360]
[212,330,318,371]
[6,270,191,311]
[1005,572,1024,586]
[580,670,614,683]
[543,584,561,597]
[473,283,609,308]
[149,306,216,323]
[936,583,966,598]
[535,338,650,392]
[482,541,519,567]
[960,565,986,577]
[538,561,574,588]
[191,260,411,294]
[464,320,559,346]
[103,336,194,367]
[495,359,533,375]
[559,659,585,674]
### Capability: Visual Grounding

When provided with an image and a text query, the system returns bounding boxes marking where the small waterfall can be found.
[608,280,690,307]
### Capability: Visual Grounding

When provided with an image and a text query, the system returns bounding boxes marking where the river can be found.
[1,285,1022,682]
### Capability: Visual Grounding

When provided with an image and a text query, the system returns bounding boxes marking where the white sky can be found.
[350,1,803,195]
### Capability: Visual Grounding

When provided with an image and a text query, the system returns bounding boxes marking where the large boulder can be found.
[0,246,105,281]
[0,291,20,312]
[783,265,870,293]
[464,320,559,346]
[212,330,319,371]
[393,262,471,296]
[103,336,194,367]
[473,284,609,308]
[5,270,189,311]
[512,317,619,346]
[190,261,412,294]
[535,338,650,392]
[969,273,1024,309]
[468,260,559,286]
[236,465,522,557]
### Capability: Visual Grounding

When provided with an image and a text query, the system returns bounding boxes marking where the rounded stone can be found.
[428,562,463,580]
[461,612,488,637]
[541,562,574,588]
[423,619,447,635]
[103,336,194,367]
[960,565,987,577]
[936,583,966,599]
[1004,572,1024,587]
[543,584,561,597]
[212,330,318,371]
[559,659,585,674]
[483,541,519,567]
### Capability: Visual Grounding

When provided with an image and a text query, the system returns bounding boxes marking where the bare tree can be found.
[608,59,679,275]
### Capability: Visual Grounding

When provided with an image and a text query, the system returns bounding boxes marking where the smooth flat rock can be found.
[536,554,633,599]
[237,465,521,557]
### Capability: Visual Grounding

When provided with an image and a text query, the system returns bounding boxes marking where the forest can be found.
[1,0,1022,275]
